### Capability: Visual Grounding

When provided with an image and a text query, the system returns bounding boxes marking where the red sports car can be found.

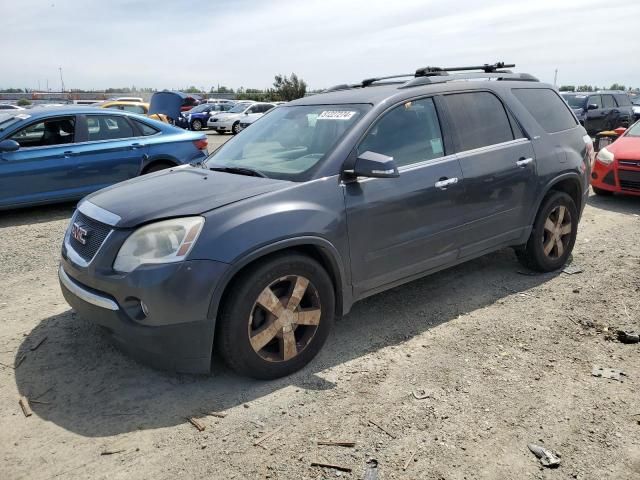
[591,122,640,196]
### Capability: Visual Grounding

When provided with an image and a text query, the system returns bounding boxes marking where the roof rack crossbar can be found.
[400,72,539,88]
[415,62,516,77]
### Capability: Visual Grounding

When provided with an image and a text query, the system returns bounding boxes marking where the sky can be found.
[3,0,640,91]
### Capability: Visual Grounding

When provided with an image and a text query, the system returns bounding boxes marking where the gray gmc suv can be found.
[59,63,592,379]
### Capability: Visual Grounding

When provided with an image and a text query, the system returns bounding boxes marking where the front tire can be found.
[231,122,241,135]
[592,186,613,196]
[191,119,203,131]
[216,253,335,379]
[516,191,578,272]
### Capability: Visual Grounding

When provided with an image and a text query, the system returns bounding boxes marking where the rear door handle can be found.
[434,177,458,189]
[130,143,145,150]
[516,157,533,167]
[63,150,77,157]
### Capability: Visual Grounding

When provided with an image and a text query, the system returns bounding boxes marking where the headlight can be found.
[113,217,204,273]
[596,147,614,165]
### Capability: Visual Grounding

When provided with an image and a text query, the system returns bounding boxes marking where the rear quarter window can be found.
[512,88,578,133]
[614,94,632,107]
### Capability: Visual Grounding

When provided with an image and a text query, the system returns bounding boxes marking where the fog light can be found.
[141,301,150,317]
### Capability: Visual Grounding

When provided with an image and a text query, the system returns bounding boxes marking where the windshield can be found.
[228,103,251,113]
[625,122,640,137]
[0,113,23,131]
[631,97,640,106]
[205,104,370,181]
[562,94,587,109]
[187,104,211,113]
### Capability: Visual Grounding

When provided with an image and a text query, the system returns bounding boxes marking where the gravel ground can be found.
[1,187,639,480]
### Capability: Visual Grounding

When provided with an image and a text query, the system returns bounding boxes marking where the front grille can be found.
[618,159,640,168]
[619,169,640,191]
[68,211,112,262]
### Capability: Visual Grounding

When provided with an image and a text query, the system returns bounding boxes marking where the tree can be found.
[273,73,307,101]
[184,86,201,94]
[609,83,625,91]
[576,85,594,92]
[559,85,575,92]
[17,98,31,106]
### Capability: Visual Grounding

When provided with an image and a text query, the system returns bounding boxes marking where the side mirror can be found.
[349,151,399,179]
[0,139,20,153]
[587,104,599,111]
[614,127,627,136]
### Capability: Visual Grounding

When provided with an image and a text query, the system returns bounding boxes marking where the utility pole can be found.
[553,68,558,88]
[59,67,65,92]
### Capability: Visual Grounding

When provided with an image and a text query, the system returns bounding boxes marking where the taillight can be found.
[193,138,208,151]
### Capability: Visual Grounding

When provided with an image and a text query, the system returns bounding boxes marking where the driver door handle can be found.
[130,143,145,150]
[516,157,533,167]
[435,177,458,189]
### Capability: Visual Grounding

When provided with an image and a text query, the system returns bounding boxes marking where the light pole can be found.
[59,67,65,93]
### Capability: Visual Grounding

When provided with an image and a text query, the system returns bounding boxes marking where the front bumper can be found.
[591,159,640,197]
[59,256,229,373]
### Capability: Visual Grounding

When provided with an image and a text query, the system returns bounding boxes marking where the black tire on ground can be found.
[215,253,335,379]
[592,186,613,196]
[516,191,578,272]
[231,122,240,135]
[142,162,173,174]
[191,119,203,131]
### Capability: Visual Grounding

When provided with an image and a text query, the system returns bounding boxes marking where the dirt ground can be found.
[1,191,639,480]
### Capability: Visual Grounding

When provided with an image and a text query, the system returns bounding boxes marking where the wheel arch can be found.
[141,157,178,174]
[530,173,584,225]
[207,236,351,326]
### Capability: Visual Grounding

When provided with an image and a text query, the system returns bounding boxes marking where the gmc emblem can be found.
[71,223,89,245]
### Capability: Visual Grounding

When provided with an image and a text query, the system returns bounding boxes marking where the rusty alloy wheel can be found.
[542,205,573,259]
[248,275,322,362]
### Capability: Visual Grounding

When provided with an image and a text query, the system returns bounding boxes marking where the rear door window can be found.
[602,95,616,108]
[512,88,578,133]
[86,115,135,141]
[358,97,444,167]
[444,92,514,151]
[10,116,76,147]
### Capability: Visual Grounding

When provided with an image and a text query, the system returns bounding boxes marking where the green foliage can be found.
[559,85,575,92]
[184,86,201,94]
[0,88,24,93]
[16,98,31,106]
[576,85,594,92]
[609,83,625,91]
[273,73,307,101]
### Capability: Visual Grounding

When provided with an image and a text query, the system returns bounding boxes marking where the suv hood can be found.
[83,167,289,228]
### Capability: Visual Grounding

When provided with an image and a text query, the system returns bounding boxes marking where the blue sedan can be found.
[0,107,208,209]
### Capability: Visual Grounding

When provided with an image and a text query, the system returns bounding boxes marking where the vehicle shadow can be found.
[0,202,75,228]
[14,248,558,438]
[587,191,640,215]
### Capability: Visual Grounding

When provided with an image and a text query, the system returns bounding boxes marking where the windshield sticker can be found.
[317,110,357,120]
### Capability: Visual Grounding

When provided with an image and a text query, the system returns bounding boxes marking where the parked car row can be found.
[560,91,634,136]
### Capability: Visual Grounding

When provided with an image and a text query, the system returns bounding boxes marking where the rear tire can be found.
[516,191,578,272]
[191,119,203,131]
[592,186,613,196]
[216,253,335,379]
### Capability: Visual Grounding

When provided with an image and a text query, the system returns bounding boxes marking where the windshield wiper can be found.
[208,166,266,178]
